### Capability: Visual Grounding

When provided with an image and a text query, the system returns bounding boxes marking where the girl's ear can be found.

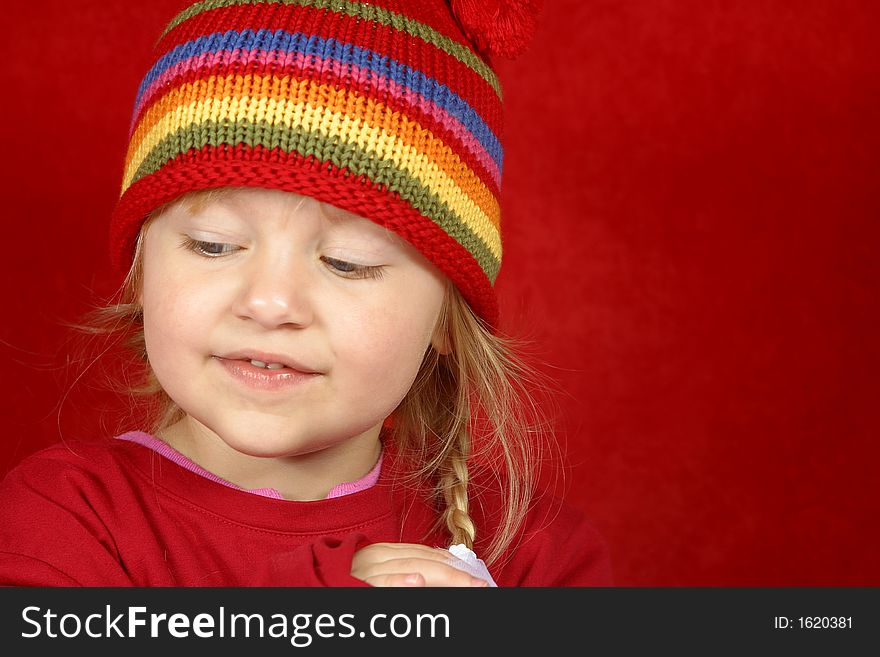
[431,279,453,355]
[431,326,452,355]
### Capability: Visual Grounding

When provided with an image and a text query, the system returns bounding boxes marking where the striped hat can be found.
[109,0,539,329]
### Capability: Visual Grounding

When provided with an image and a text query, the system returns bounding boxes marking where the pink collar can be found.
[115,431,382,500]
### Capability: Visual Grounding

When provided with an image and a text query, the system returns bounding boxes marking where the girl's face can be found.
[140,187,448,492]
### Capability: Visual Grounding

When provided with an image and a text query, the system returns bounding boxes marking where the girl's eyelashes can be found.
[321,256,386,281]
[178,237,386,280]
[179,237,240,257]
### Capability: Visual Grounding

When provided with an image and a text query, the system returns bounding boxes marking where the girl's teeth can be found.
[248,359,285,370]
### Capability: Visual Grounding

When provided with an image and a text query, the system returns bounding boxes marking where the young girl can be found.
[0,0,612,587]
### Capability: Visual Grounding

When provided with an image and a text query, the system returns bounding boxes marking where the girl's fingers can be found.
[357,557,487,588]
[359,544,452,566]
[352,543,491,587]
[364,572,426,588]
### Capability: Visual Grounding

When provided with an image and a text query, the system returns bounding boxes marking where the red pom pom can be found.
[450,0,543,59]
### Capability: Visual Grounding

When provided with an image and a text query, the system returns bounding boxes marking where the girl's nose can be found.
[233,251,314,329]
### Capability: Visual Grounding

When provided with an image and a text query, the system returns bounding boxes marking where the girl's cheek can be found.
[330,307,397,358]
[147,276,210,335]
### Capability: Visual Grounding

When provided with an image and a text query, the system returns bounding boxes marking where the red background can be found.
[2,1,877,585]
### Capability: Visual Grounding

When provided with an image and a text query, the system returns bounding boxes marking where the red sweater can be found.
[0,437,613,587]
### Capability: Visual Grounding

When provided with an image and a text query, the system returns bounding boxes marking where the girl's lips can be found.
[216,357,321,391]
[217,350,320,374]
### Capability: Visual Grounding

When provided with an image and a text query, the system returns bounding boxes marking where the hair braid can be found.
[438,430,477,549]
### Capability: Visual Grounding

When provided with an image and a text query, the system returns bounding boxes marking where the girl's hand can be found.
[351,542,490,587]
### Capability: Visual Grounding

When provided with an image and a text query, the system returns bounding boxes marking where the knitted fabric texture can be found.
[109,0,507,327]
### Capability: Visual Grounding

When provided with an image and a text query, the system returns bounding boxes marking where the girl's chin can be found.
[212,429,340,459]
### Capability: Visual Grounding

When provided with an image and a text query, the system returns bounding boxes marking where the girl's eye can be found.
[322,256,386,281]
[180,237,239,257]
[180,238,385,280]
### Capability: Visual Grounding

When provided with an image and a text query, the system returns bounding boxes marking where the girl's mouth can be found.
[215,357,321,391]
[245,358,288,370]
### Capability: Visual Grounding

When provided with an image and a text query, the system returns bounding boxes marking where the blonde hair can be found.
[66,193,567,567]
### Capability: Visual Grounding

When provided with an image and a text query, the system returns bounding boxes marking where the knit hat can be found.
[109,0,542,329]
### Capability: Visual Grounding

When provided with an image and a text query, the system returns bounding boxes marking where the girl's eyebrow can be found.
[176,204,242,229]
[319,203,409,247]
[180,189,234,215]
[319,201,374,227]
[170,206,254,241]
